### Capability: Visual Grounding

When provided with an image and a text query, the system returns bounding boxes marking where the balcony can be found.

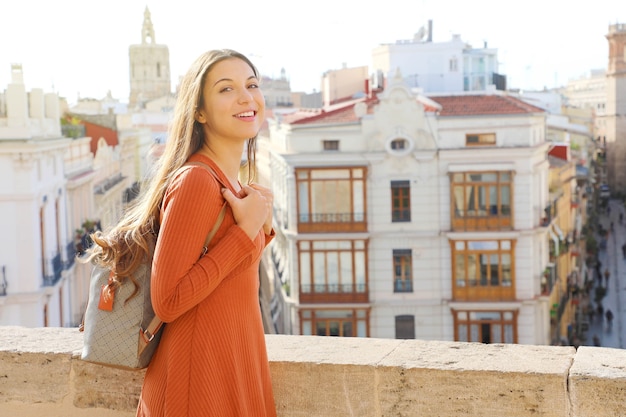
[452,283,516,301]
[43,253,63,287]
[297,212,367,233]
[1,326,625,416]
[300,283,368,303]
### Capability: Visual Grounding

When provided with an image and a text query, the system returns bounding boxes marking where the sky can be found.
[1,0,624,104]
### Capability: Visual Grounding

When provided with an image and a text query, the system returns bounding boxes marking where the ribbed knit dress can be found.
[136,154,277,417]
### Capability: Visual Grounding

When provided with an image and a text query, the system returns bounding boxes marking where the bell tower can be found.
[128,7,171,108]
[605,23,626,192]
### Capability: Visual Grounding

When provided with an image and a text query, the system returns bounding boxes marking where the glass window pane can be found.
[480,254,489,286]
[458,324,468,342]
[470,324,480,342]
[489,185,497,215]
[353,180,364,221]
[343,321,353,337]
[490,254,499,286]
[355,252,365,291]
[501,185,511,215]
[340,252,352,289]
[302,320,312,335]
[313,253,325,290]
[453,186,465,217]
[455,254,465,287]
[357,320,367,337]
[482,173,497,182]
[329,321,340,336]
[478,186,487,214]
[311,169,350,179]
[467,254,477,286]
[316,321,328,336]
[504,324,514,343]
[298,182,309,222]
[492,324,502,342]
[327,252,339,291]
[455,241,465,250]
[502,254,512,286]
[300,253,311,291]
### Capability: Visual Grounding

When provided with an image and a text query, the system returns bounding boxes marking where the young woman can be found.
[91,49,276,416]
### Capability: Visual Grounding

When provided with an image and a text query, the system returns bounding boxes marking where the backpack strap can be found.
[141,161,227,344]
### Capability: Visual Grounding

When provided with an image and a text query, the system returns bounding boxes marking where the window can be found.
[449,56,458,72]
[454,310,517,343]
[391,180,411,222]
[466,133,496,146]
[395,315,415,339]
[323,140,339,151]
[300,309,369,337]
[451,240,515,301]
[450,171,512,230]
[298,240,368,303]
[296,167,367,233]
[393,249,413,293]
[391,138,408,150]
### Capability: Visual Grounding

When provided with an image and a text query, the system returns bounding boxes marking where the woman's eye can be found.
[220,86,233,93]
[248,83,259,89]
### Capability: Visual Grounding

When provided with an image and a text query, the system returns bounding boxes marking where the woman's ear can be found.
[195,110,206,123]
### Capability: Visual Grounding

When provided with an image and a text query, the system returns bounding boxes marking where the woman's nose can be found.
[238,89,253,103]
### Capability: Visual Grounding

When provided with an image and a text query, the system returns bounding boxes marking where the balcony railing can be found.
[394,279,413,293]
[297,212,367,233]
[64,241,76,269]
[43,253,62,287]
[300,283,368,303]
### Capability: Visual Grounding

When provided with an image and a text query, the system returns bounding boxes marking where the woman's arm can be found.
[150,167,256,322]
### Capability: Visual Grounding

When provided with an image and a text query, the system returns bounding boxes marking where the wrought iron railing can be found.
[43,253,63,287]
[300,283,367,293]
[298,212,366,223]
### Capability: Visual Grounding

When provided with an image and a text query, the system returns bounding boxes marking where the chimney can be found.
[427,20,433,42]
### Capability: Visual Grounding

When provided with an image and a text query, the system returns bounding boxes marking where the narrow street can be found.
[583,198,626,349]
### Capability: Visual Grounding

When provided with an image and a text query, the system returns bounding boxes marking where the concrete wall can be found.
[1,326,626,417]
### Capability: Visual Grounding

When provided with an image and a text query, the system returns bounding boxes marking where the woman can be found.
[92,49,277,416]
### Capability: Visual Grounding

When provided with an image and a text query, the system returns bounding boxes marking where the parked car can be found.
[600,184,610,199]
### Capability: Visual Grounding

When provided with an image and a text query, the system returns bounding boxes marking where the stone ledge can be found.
[0,326,625,416]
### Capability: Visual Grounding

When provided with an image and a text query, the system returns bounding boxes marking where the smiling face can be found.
[195,57,265,144]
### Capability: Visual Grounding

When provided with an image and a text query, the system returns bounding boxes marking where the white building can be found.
[372,21,502,93]
[0,64,75,327]
[261,73,557,344]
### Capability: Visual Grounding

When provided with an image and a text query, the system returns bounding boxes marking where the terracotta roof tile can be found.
[274,93,544,126]
[431,95,545,116]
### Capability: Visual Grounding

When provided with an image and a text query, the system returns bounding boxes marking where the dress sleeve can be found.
[151,166,257,322]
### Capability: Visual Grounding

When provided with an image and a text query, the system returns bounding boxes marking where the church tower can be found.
[128,7,171,108]
[605,23,626,192]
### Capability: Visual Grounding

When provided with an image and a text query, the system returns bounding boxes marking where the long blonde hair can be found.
[84,49,260,292]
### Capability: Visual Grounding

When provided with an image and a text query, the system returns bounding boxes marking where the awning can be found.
[549,228,560,257]
[553,223,564,241]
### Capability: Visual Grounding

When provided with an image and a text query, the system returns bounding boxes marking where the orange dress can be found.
[136,154,276,417]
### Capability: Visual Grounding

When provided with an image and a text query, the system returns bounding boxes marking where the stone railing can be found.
[1,326,625,417]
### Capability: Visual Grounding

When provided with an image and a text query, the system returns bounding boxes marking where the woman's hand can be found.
[221,184,271,240]
[249,183,273,235]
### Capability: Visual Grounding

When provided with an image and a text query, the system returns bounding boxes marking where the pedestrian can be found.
[598,303,604,318]
[89,49,277,417]
[593,334,601,346]
[604,268,610,286]
[606,309,614,329]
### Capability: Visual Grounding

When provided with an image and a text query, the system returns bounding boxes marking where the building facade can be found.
[0,65,75,327]
[261,72,563,344]
[605,23,626,193]
[371,21,502,94]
